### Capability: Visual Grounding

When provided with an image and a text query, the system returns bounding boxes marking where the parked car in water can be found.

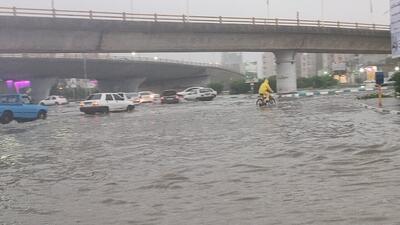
[0,94,48,124]
[161,90,179,104]
[79,93,135,114]
[177,87,217,97]
[138,91,160,103]
[39,95,68,106]
[184,88,216,101]
[125,92,141,105]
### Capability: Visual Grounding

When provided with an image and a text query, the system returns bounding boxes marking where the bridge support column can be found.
[274,51,297,94]
[97,78,146,93]
[30,78,57,103]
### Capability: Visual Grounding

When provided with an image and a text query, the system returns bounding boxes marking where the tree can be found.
[390,72,400,93]
[207,82,224,94]
[230,80,250,94]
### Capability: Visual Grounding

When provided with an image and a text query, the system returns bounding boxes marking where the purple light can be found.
[14,80,31,93]
[5,80,14,89]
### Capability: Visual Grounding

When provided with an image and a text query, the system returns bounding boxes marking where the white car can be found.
[184,88,216,101]
[79,93,135,114]
[177,87,217,97]
[40,95,68,106]
[124,92,141,105]
[138,91,160,103]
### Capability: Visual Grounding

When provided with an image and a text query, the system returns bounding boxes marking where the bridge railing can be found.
[0,53,227,69]
[0,6,390,31]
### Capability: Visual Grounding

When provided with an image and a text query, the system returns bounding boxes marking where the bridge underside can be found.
[0,57,244,101]
[0,16,391,54]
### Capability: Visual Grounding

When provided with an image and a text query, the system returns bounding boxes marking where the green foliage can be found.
[389,72,400,93]
[50,83,97,100]
[207,82,224,94]
[297,75,338,89]
[356,93,392,100]
[230,80,250,94]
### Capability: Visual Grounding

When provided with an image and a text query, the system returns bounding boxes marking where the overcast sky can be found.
[1,0,392,64]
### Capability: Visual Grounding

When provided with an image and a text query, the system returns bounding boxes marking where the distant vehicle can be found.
[161,90,179,104]
[184,88,216,101]
[177,87,217,97]
[79,93,135,114]
[39,95,68,106]
[125,92,141,104]
[0,94,48,124]
[177,87,203,97]
[138,91,160,103]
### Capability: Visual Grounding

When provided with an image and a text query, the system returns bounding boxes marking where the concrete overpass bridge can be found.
[0,6,391,94]
[0,54,244,101]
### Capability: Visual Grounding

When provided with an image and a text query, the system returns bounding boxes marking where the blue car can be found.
[0,94,48,124]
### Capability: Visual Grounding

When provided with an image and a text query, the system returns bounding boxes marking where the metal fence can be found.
[0,6,390,31]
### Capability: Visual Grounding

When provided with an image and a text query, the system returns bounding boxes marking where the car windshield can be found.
[162,90,177,96]
[140,92,151,96]
[87,94,101,100]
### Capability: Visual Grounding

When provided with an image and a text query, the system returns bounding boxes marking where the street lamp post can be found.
[266,0,270,19]
[51,0,55,9]
[321,0,324,20]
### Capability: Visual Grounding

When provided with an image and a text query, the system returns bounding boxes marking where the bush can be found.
[297,75,338,89]
[389,72,400,93]
[230,80,250,94]
[207,82,224,94]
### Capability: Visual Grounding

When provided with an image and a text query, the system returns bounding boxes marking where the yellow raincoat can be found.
[258,80,273,95]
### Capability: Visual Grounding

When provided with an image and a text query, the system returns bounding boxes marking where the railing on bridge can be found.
[0,6,390,31]
[0,53,227,70]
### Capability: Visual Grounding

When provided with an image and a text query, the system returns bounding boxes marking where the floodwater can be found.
[1,95,400,225]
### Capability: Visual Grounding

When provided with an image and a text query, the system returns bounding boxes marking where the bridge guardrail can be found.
[0,53,227,70]
[0,6,390,31]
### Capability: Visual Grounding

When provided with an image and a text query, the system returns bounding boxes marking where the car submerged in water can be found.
[184,88,216,101]
[79,93,135,114]
[0,94,48,124]
[161,90,179,104]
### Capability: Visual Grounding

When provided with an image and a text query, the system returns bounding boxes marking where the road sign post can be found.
[375,72,384,108]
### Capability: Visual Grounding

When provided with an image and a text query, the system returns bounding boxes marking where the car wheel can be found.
[37,110,47,120]
[102,107,110,114]
[127,105,135,112]
[0,111,13,124]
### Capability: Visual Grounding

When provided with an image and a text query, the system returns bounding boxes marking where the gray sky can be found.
[1,0,391,66]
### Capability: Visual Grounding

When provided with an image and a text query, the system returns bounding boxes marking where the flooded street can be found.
[1,95,400,225]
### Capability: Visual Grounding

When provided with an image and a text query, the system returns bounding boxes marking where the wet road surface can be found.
[1,95,400,225]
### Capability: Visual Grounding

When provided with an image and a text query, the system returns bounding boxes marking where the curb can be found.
[278,87,389,99]
[358,102,400,115]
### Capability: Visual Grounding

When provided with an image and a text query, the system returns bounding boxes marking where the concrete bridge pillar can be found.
[30,78,57,103]
[274,51,297,94]
[97,77,146,93]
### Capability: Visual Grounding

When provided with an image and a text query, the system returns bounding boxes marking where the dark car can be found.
[161,90,179,104]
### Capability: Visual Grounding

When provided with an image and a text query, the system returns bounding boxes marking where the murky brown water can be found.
[1,95,400,225]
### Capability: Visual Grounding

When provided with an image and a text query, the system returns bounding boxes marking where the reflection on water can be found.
[1,95,400,225]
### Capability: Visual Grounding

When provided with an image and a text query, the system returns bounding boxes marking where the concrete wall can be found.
[0,16,390,54]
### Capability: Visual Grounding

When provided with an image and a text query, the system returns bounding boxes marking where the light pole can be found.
[186,0,190,15]
[266,0,270,19]
[51,0,55,9]
[321,0,324,20]
[130,0,133,14]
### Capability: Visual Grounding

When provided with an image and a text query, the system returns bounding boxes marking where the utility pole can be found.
[266,0,270,19]
[51,0,55,9]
